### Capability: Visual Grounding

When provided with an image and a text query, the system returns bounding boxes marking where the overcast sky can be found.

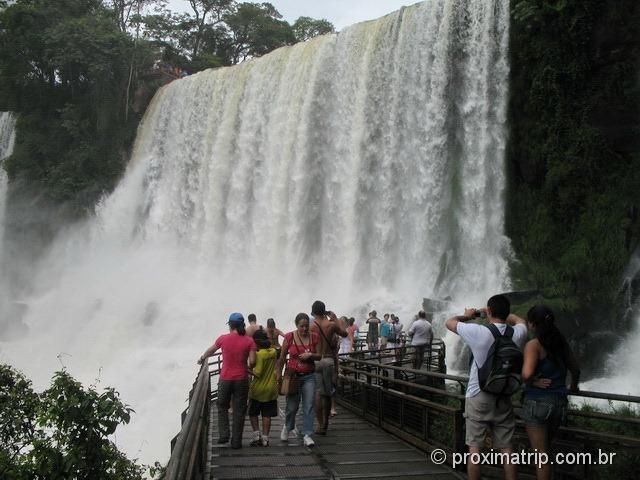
[167,0,421,30]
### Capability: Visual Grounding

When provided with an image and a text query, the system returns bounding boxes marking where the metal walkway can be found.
[206,397,462,480]
[166,347,640,480]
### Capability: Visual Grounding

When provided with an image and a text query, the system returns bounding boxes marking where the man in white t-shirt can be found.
[445,294,527,480]
[407,310,433,369]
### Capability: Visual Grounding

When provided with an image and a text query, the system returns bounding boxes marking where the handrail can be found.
[338,351,640,478]
[339,364,465,400]
[567,388,640,404]
[343,356,468,382]
[165,357,215,480]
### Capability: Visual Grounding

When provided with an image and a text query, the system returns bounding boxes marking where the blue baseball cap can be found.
[228,312,244,323]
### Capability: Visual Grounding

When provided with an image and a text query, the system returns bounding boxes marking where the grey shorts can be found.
[315,357,335,397]
[464,391,515,448]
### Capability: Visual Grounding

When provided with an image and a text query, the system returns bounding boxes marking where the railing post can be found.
[378,385,383,426]
[453,408,465,454]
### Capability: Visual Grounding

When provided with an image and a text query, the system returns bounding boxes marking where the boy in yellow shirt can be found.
[249,329,279,446]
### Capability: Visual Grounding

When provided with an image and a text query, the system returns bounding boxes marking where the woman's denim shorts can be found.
[522,395,568,428]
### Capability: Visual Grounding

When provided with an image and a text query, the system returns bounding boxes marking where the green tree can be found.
[0,364,146,479]
[188,0,234,58]
[0,0,154,209]
[108,0,157,32]
[292,15,334,42]
[224,2,295,64]
[0,365,40,479]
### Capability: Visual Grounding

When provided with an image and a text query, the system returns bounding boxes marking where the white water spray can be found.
[0,112,15,263]
[0,1,512,463]
[583,254,640,398]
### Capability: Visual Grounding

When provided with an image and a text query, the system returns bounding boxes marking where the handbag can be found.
[279,367,299,396]
[279,333,300,396]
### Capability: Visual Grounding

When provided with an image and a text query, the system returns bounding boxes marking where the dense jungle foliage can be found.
[507,0,640,329]
[0,0,333,211]
[0,364,158,479]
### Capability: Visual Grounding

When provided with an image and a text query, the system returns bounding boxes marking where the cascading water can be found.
[0,112,15,264]
[0,1,512,463]
[0,112,16,322]
[583,252,640,397]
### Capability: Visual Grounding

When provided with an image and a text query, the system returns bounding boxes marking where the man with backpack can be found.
[445,295,527,480]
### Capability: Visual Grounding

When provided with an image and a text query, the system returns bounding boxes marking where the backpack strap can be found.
[504,325,514,338]
[485,323,513,338]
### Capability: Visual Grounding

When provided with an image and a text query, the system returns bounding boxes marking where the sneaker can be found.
[289,428,300,439]
[303,435,315,447]
[280,424,289,441]
[250,431,262,447]
[261,436,270,447]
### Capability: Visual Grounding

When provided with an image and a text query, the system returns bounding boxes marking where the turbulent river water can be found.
[0,1,515,463]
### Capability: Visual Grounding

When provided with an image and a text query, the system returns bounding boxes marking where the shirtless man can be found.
[309,300,348,435]
[245,313,262,337]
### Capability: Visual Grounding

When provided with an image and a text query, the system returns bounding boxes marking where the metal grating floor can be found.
[207,396,462,479]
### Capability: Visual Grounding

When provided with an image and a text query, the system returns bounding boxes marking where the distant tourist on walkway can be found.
[265,318,285,358]
[388,315,403,347]
[276,313,321,447]
[246,313,262,336]
[366,310,381,351]
[388,316,404,362]
[380,314,392,350]
[408,311,433,369]
[349,317,359,346]
[248,329,279,447]
[338,316,353,355]
[310,301,348,435]
[522,305,580,480]
[445,295,527,480]
[198,312,256,449]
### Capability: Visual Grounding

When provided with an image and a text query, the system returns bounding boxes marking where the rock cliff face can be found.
[506,0,640,365]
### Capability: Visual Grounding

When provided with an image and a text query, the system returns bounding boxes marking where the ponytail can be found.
[229,321,246,336]
[527,305,569,365]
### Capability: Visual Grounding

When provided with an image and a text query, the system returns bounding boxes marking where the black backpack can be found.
[473,324,523,396]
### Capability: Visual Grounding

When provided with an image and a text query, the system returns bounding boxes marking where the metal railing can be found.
[167,343,640,479]
[336,350,640,479]
[165,353,221,480]
[350,338,447,372]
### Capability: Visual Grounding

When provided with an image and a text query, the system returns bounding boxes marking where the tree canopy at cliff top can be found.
[0,0,334,209]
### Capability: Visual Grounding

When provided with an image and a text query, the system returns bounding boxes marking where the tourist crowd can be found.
[198,295,579,480]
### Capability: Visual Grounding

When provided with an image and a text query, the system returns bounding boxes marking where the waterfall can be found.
[0,1,512,463]
[583,252,640,397]
[0,112,15,262]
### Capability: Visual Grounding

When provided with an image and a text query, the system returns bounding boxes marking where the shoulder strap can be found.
[504,325,514,339]
[314,320,336,354]
[486,323,514,339]
[485,323,501,339]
